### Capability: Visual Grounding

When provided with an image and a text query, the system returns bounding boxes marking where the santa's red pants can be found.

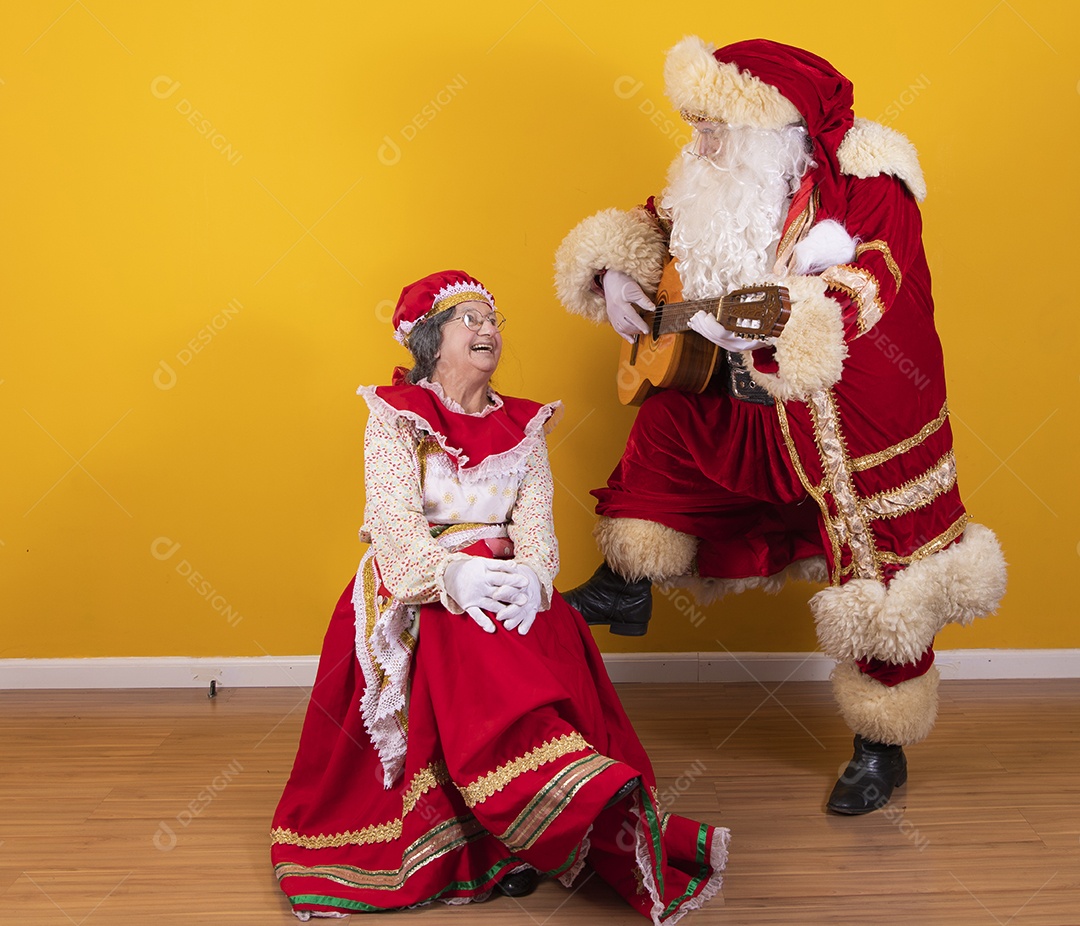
[592,386,933,688]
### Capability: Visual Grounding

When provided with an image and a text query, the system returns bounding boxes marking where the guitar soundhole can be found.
[651,303,664,340]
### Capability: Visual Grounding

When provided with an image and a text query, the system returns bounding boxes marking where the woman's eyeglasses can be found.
[454,309,506,332]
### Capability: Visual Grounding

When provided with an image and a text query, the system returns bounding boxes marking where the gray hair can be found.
[404,308,456,384]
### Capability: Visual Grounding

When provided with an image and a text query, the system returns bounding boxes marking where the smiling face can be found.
[431,300,503,384]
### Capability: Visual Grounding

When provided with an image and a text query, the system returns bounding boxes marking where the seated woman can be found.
[270,270,728,922]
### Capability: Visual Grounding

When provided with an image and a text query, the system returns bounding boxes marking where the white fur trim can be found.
[838,117,927,203]
[791,219,857,275]
[831,660,940,745]
[554,208,667,322]
[594,516,697,583]
[812,523,1007,665]
[744,274,847,402]
[664,35,801,129]
[670,555,828,605]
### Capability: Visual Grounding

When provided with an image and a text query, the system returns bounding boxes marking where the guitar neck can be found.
[647,297,723,336]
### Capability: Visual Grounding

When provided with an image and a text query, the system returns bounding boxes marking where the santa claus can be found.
[554,37,1006,815]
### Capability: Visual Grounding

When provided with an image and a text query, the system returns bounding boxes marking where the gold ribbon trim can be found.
[850,403,949,472]
[861,452,957,521]
[457,731,592,809]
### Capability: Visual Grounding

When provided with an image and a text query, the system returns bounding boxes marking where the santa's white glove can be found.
[603,269,655,343]
[687,310,771,352]
[494,564,542,635]
[443,557,529,633]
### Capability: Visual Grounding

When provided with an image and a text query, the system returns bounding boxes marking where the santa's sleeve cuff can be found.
[745,274,848,402]
[553,207,668,322]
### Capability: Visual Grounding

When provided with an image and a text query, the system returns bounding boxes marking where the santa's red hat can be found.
[392,270,496,345]
[664,37,855,214]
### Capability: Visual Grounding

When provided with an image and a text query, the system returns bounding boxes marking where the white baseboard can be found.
[0,650,1077,690]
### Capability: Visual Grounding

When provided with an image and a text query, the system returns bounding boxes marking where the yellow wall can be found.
[2,2,1077,658]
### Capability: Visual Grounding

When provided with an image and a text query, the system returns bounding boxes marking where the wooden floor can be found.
[2,679,1078,925]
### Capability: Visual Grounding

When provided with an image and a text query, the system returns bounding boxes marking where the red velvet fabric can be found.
[392,269,492,334]
[271,563,727,917]
[774,175,966,578]
[593,385,823,580]
[857,646,935,687]
[606,170,963,678]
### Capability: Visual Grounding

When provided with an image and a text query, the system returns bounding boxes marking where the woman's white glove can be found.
[494,564,543,635]
[603,269,655,343]
[443,557,529,633]
[687,310,771,352]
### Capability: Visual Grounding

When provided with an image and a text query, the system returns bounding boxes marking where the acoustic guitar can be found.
[616,284,791,406]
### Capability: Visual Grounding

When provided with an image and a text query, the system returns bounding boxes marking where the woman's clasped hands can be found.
[442,557,543,635]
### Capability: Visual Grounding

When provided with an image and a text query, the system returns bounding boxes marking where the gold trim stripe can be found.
[821,263,885,334]
[877,514,970,565]
[433,291,490,315]
[274,816,487,890]
[855,239,903,290]
[775,400,843,583]
[775,188,819,271]
[810,391,880,580]
[499,754,618,853]
[432,521,499,540]
[458,731,592,809]
[270,762,451,849]
[851,403,949,472]
[861,452,957,521]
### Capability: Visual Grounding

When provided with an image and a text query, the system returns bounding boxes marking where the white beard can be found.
[661,124,814,300]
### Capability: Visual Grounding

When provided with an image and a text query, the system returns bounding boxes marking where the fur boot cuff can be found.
[594,516,697,583]
[812,523,1007,665]
[831,660,939,746]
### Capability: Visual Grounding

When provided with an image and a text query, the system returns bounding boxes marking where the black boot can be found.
[563,562,652,636]
[604,775,642,809]
[826,734,907,815]
[494,867,538,897]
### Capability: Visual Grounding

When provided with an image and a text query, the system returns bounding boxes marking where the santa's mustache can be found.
[661,124,813,301]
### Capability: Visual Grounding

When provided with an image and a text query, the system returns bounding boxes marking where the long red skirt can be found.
[270,579,728,922]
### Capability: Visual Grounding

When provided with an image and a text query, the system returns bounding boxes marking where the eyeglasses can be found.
[453,309,506,332]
